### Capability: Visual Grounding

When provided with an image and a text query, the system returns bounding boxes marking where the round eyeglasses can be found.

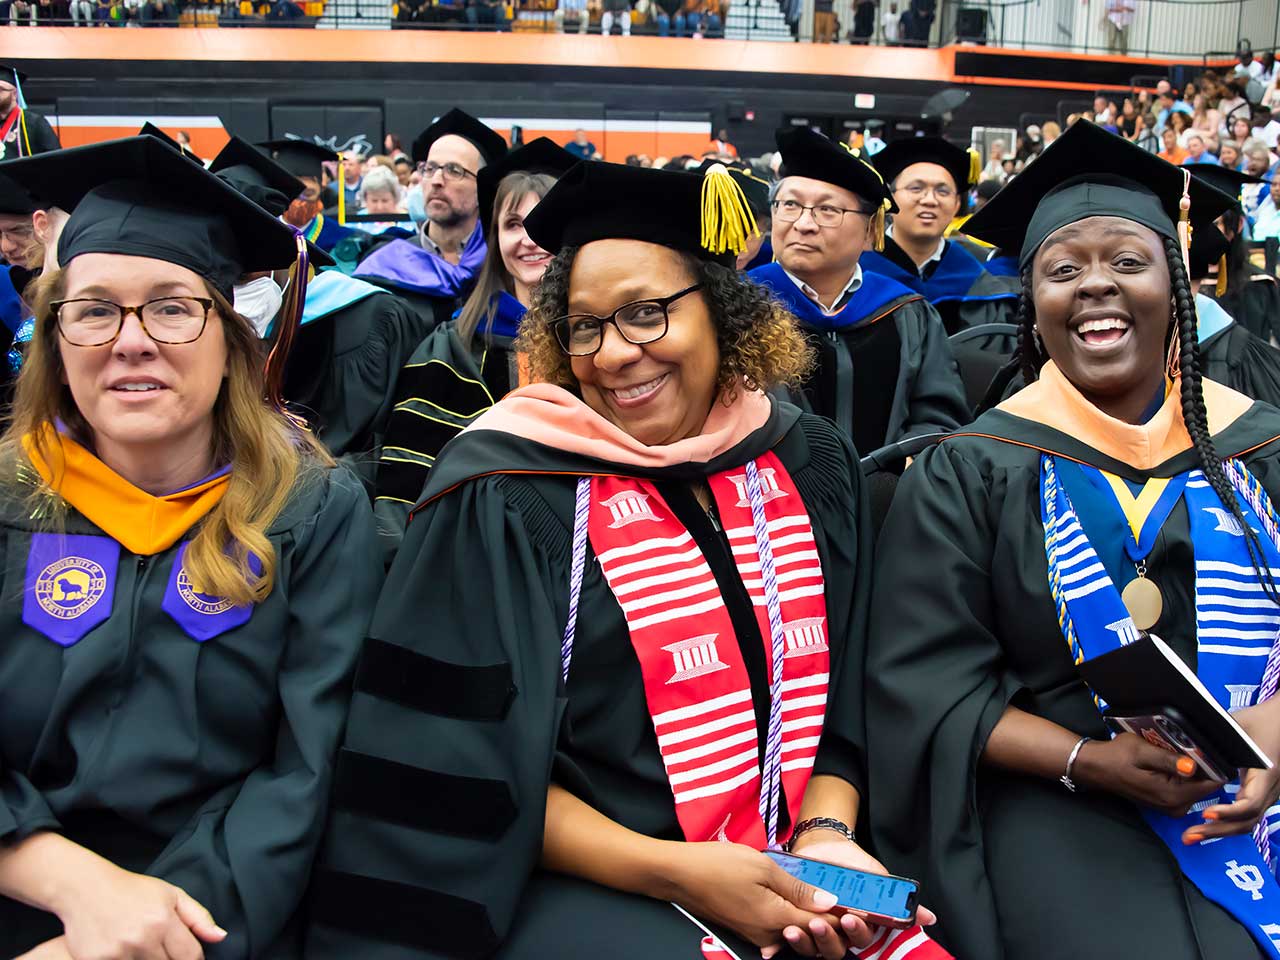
[896,182,957,201]
[551,284,703,357]
[50,297,215,347]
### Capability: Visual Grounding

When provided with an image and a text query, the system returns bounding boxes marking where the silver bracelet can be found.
[785,817,857,851]
[1059,736,1091,793]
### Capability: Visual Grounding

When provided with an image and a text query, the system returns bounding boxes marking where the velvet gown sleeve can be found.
[1201,325,1280,410]
[894,300,972,440]
[864,439,1021,955]
[145,468,380,959]
[306,473,571,960]
[798,418,875,803]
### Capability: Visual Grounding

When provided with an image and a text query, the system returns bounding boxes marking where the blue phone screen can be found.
[766,852,915,919]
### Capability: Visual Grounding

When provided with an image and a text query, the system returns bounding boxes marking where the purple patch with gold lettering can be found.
[161,542,254,642]
[22,533,119,647]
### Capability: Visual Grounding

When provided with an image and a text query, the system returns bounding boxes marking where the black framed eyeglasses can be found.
[551,284,703,357]
[418,161,477,182]
[49,297,215,347]
[771,198,875,228]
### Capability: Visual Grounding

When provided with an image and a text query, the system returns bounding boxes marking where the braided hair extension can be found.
[1164,234,1280,604]
[1014,265,1044,385]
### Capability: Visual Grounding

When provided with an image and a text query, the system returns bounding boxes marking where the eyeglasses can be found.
[50,297,215,347]
[551,284,703,357]
[771,199,874,228]
[897,182,957,201]
[418,161,477,182]
[0,223,32,243]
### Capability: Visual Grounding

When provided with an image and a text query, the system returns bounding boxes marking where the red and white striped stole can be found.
[589,451,830,849]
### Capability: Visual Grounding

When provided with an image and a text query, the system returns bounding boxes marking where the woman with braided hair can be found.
[867,119,1280,960]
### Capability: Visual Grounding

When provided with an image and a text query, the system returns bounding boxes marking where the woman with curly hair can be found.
[308,162,945,960]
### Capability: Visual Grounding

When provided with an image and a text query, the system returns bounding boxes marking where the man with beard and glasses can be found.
[257,138,362,257]
[351,109,507,319]
[0,65,60,160]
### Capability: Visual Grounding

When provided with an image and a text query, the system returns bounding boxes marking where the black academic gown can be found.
[372,317,517,559]
[1213,266,1280,345]
[284,273,437,482]
[865,397,1280,960]
[1201,322,1280,409]
[307,401,874,959]
[0,464,381,959]
[3,109,60,157]
[750,263,970,455]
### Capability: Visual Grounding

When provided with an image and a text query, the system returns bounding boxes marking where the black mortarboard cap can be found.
[210,136,305,213]
[696,157,770,216]
[477,136,578,229]
[0,64,27,86]
[523,161,758,268]
[137,123,202,165]
[872,136,978,192]
[0,135,300,295]
[411,108,508,167]
[964,120,1236,269]
[775,126,896,213]
[210,137,334,268]
[256,138,338,180]
[0,172,36,216]
[1183,163,1266,205]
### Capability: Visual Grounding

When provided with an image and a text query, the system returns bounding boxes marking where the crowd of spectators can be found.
[392,0,726,34]
[5,0,178,22]
[957,47,1280,244]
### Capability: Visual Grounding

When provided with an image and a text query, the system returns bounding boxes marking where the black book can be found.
[1077,633,1273,780]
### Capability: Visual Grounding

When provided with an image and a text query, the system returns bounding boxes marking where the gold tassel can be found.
[337,157,346,227]
[872,200,887,252]
[967,147,981,187]
[700,163,759,257]
[1216,254,1229,297]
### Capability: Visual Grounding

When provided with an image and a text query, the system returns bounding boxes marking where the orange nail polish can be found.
[1184,833,1205,845]
[1177,757,1196,776]
[1203,811,1219,821]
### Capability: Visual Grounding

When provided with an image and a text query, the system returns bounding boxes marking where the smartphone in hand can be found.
[765,850,920,929]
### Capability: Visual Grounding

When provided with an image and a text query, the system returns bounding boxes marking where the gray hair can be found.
[360,165,402,203]
[1243,137,1272,159]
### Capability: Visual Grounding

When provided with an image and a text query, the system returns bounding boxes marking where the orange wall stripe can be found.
[6,27,957,81]
[6,29,1217,89]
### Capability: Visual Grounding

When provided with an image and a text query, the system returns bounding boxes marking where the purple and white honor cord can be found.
[744,459,788,849]
[561,477,592,684]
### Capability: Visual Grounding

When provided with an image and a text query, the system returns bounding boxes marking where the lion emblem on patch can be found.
[35,556,107,620]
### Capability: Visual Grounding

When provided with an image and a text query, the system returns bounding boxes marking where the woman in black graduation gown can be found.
[868,119,1280,960]
[309,162,946,960]
[372,138,575,555]
[0,135,379,960]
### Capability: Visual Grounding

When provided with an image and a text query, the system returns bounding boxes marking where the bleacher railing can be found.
[935,0,1280,59]
[7,0,1280,50]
